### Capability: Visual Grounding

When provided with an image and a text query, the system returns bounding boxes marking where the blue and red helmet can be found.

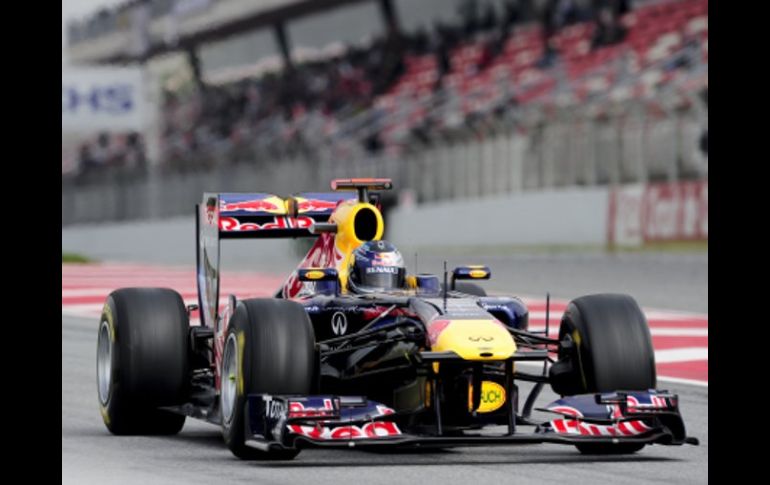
[348,240,406,292]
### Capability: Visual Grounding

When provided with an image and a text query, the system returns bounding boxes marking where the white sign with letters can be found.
[62,67,145,131]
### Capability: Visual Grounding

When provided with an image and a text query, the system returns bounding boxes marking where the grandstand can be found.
[63,0,708,225]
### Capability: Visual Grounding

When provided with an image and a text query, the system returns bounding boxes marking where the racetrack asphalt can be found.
[62,218,708,483]
[63,313,707,485]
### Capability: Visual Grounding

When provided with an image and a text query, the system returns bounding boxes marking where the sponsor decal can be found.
[549,418,651,436]
[467,336,494,342]
[626,394,673,413]
[219,216,313,232]
[547,405,584,417]
[288,421,402,440]
[372,251,403,266]
[220,198,284,214]
[468,381,507,413]
[331,312,348,336]
[295,198,340,213]
[365,266,398,274]
[288,399,336,418]
[263,396,288,420]
[425,299,494,317]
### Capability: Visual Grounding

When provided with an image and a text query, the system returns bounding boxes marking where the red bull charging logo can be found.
[220,196,285,214]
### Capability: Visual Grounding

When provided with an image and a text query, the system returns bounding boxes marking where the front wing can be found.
[244,391,698,452]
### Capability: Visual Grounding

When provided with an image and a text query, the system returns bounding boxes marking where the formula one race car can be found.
[96,178,698,460]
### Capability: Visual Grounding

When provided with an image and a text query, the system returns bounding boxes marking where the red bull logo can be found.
[219,216,313,232]
[295,198,342,213]
[220,197,285,214]
[372,252,402,266]
[288,421,401,440]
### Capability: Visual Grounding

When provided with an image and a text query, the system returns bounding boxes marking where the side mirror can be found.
[298,268,339,295]
[451,265,491,290]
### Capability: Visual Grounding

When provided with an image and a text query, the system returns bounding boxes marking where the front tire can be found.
[97,288,189,435]
[221,299,315,460]
[550,293,656,395]
[547,294,656,455]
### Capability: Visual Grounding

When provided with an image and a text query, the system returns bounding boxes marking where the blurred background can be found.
[62,0,707,306]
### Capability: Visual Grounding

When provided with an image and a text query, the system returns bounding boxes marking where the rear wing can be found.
[215,192,357,238]
[196,179,392,328]
[196,192,356,327]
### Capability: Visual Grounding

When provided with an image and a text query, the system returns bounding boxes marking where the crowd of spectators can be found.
[161,1,514,165]
[153,0,706,171]
[159,0,659,167]
[70,132,148,178]
[160,33,408,168]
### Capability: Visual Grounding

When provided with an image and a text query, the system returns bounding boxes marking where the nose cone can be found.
[431,319,516,360]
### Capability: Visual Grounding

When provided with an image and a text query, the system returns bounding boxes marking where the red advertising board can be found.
[609,180,708,246]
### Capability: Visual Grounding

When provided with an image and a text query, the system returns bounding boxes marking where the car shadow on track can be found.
[256,456,679,468]
[117,429,683,468]
[253,448,681,468]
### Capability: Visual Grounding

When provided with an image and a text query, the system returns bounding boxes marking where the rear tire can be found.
[547,294,655,455]
[221,299,315,460]
[97,288,189,435]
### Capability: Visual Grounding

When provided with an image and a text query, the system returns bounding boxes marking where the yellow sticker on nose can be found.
[468,381,506,413]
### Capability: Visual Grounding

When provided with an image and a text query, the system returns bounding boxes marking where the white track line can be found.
[656,376,709,387]
[654,348,708,363]
[648,328,708,337]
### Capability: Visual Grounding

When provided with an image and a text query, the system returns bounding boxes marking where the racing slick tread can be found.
[99,288,189,435]
[222,298,316,460]
[550,293,656,455]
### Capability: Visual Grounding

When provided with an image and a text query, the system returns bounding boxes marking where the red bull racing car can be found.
[96,178,698,460]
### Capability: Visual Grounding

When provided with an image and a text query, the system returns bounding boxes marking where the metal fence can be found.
[62,96,707,226]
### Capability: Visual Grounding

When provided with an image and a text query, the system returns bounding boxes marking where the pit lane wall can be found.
[387,180,708,248]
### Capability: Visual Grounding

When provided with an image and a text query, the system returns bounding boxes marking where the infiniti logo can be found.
[331,312,348,335]
[468,336,494,342]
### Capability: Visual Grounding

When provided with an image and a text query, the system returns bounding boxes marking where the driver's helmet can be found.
[348,240,406,292]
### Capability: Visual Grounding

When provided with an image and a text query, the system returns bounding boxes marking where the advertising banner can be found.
[62,67,145,132]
